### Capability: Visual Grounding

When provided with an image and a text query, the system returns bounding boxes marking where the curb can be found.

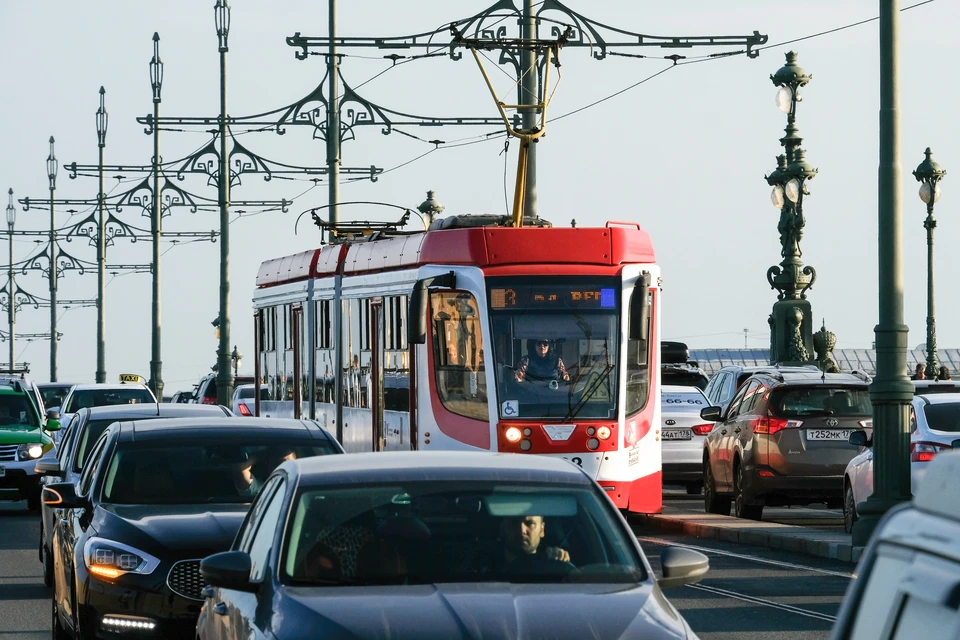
[635,513,865,564]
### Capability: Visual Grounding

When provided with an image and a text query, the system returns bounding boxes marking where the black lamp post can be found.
[46,136,58,382]
[913,148,946,379]
[215,0,234,406]
[95,87,108,383]
[6,189,15,371]
[149,32,164,398]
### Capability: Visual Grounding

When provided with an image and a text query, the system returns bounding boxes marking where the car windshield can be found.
[282,482,645,586]
[487,277,621,420]
[923,403,960,432]
[40,385,72,409]
[101,440,339,505]
[0,394,39,428]
[73,419,122,472]
[65,388,155,413]
[772,387,872,418]
[662,389,708,412]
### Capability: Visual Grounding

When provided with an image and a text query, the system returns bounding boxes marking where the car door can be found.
[202,475,286,640]
[715,381,755,490]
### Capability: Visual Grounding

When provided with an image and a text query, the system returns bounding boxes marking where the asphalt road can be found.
[663,486,846,531]
[0,498,852,640]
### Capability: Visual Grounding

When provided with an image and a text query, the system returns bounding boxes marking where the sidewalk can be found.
[634,498,865,564]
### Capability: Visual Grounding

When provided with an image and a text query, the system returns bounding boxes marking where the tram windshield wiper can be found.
[562,361,615,422]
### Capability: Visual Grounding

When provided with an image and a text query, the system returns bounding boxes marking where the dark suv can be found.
[661,341,709,390]
[700,370,873,520]
[704,364,821,414]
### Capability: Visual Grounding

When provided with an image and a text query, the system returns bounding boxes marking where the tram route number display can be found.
[490,286,616,310]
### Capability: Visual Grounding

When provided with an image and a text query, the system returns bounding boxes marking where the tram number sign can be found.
[490,286,616,310]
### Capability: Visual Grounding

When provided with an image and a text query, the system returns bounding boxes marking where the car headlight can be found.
[17,443,44,461]
[83,537,161,580]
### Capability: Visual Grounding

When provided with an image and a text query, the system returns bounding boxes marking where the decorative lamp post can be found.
[95,87,108,383]
[764,52,818,366]
[913,148,946,379]
[46,136,58,382]
[6,189,15,371]
[214,0,234,406]
[417,190,444,226]
[231,345,242,378]
[149,33,164,398]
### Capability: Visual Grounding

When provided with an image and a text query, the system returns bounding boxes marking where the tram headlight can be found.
[504,427,523,443]
[596,426,611,440]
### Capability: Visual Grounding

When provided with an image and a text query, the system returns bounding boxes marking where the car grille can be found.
[0,445,17,462]
[166,559,205,601]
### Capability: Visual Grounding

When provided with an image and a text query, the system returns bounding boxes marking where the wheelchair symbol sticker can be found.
[501,400,519,417]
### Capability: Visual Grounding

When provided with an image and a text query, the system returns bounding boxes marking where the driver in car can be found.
[480,515,574,578]
[514,339,570,385]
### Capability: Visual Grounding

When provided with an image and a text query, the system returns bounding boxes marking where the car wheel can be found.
[51,597,69,640]
[733,462,763,521]
[703,460,731,515]
[843,481,858,534]
[686,483,703,495]
[42,544,53,587]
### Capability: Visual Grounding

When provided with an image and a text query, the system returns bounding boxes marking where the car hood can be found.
[94,504,247,557]
[0,424,44,445]
[272,583,690,640]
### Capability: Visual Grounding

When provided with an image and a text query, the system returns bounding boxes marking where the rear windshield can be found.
[101,439,340,505]
[41,385,72,409]
[923,403,960,432]
[661,368,708,390]
[661,389,708,412]
[238,386,268,400]
[65,388,155,413]
[771,387,872,418]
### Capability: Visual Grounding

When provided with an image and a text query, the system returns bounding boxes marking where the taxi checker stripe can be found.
[687,584,837,622]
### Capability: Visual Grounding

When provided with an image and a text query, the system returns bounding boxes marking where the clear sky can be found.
[0,0,955,390]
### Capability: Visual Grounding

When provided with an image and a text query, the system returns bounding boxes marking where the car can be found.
[169,390,196,404]
[829,449,960,640]
[0,377,61,511]
[661,341,709,390]
[192,373,256,405]
[58,380,157,414]
[45,417,344,639]
[661,385,714,494]
[703,363,821,415]
[196,451,708,640]
[38,383,77,414]
[911,379,960,395]
[701,369,873,520]
[842,393,960,533]
[232,383,268,416]
[0,370,49,422]
[34,402,233,587]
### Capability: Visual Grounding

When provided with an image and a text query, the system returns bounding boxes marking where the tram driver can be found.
[514,338,570,386]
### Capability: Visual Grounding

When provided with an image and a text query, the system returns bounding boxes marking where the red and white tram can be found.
[253,217,663,513]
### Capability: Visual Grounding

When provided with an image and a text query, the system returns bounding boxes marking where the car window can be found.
[73,419,122,473]
[921,403,960,432]
[77,434,109,497]
[771,387,872,418]
[247,479,287,582]
[237,476,284,553]
[845,544,918,640]
[725,381,753,419]
[282,483,646,586]
[719,372,735,403]
[739,382,766,416]
[0,393,40,427]
[66,388,155,413]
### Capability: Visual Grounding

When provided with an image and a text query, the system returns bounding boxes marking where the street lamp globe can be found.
[46,137,58,187]
[6,189,14,227]
[230,345,242,372]
[785,179,801,203]
[775,85,794,113]
[914,148,946,205]
[919,182,942,205]
[770,185,785,209]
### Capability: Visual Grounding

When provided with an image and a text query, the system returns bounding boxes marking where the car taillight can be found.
[911,441,949,462]
[752,417,803,434]
[238,403,252,416]
[691,423,713,436]
[858,419,873,428]
[202,397,216,405]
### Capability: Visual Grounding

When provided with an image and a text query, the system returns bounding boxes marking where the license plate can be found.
[662,429,693,441]
[0,466,4,477]
[806,429,853,441]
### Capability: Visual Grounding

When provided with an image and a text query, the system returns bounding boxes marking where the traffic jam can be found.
[4,219,958,638]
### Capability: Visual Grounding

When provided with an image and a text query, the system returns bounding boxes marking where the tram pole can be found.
[96,87,108,383]
[327,0,340,243]
[46,137,58,382]
[215,1,234,406]
[521,0,538,222]
[149,34,164,398]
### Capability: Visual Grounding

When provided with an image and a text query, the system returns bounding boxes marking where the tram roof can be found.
[256,223,655,288]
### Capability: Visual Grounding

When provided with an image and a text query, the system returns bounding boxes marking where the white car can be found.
[843,393,960,533]
[232,383,268,416]
[661,384,714,494]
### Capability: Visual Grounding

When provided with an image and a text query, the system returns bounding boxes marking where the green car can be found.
[0,380,61,510]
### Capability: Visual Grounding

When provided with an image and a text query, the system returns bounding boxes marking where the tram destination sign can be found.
[490,285,617,310]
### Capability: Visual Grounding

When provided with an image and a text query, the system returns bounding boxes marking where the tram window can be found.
[431,291,487,421]
[625,289,652,416]
[317,300,332,349]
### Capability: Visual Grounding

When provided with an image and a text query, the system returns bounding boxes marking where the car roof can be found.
[69,383,151,391]
[82,403,229,420]
[290,451,592,487]
[915,392,960,405]
[750,370,870,386]
[915,450,960,521]
[119,417,324,441]
[662,385,706,394]
[38,382,77,388]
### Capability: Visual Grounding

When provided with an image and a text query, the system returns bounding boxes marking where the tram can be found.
[252,216,663,513]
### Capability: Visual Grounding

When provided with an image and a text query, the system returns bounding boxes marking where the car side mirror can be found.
[200,551,258,593]
[700,406,722,422]
[35,461,65,478]
[42,482,90,510]
[45,408,62,432]
[952,438,960,450]
[849,430,871,448]
[657,547,709,589]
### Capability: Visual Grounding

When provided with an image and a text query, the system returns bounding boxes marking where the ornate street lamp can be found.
[149,33,165,398]
[215,0,234,406]
[417,190,445,226]
[46,136,59,381]
[95,87,108,383]
[6,189,15,370]
[913,147,946,379]
[231,345,242,378]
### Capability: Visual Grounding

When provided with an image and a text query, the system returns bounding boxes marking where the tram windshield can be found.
[488,277,620,420]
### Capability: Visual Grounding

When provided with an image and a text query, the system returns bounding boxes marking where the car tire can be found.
[686,483,703,495]
[843,480,858,534]
[733,461,763,521]
[51,597,69,640]
[42,544,53,587]
[703,460,731,515]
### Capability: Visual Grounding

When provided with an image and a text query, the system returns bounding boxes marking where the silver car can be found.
[661,385,714,494]
[843,392,960,533]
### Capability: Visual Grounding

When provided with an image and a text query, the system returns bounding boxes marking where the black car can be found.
[45,417,343,639]
[35,403,232,587]
[197,451,708,640]
[661,341,709,390]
